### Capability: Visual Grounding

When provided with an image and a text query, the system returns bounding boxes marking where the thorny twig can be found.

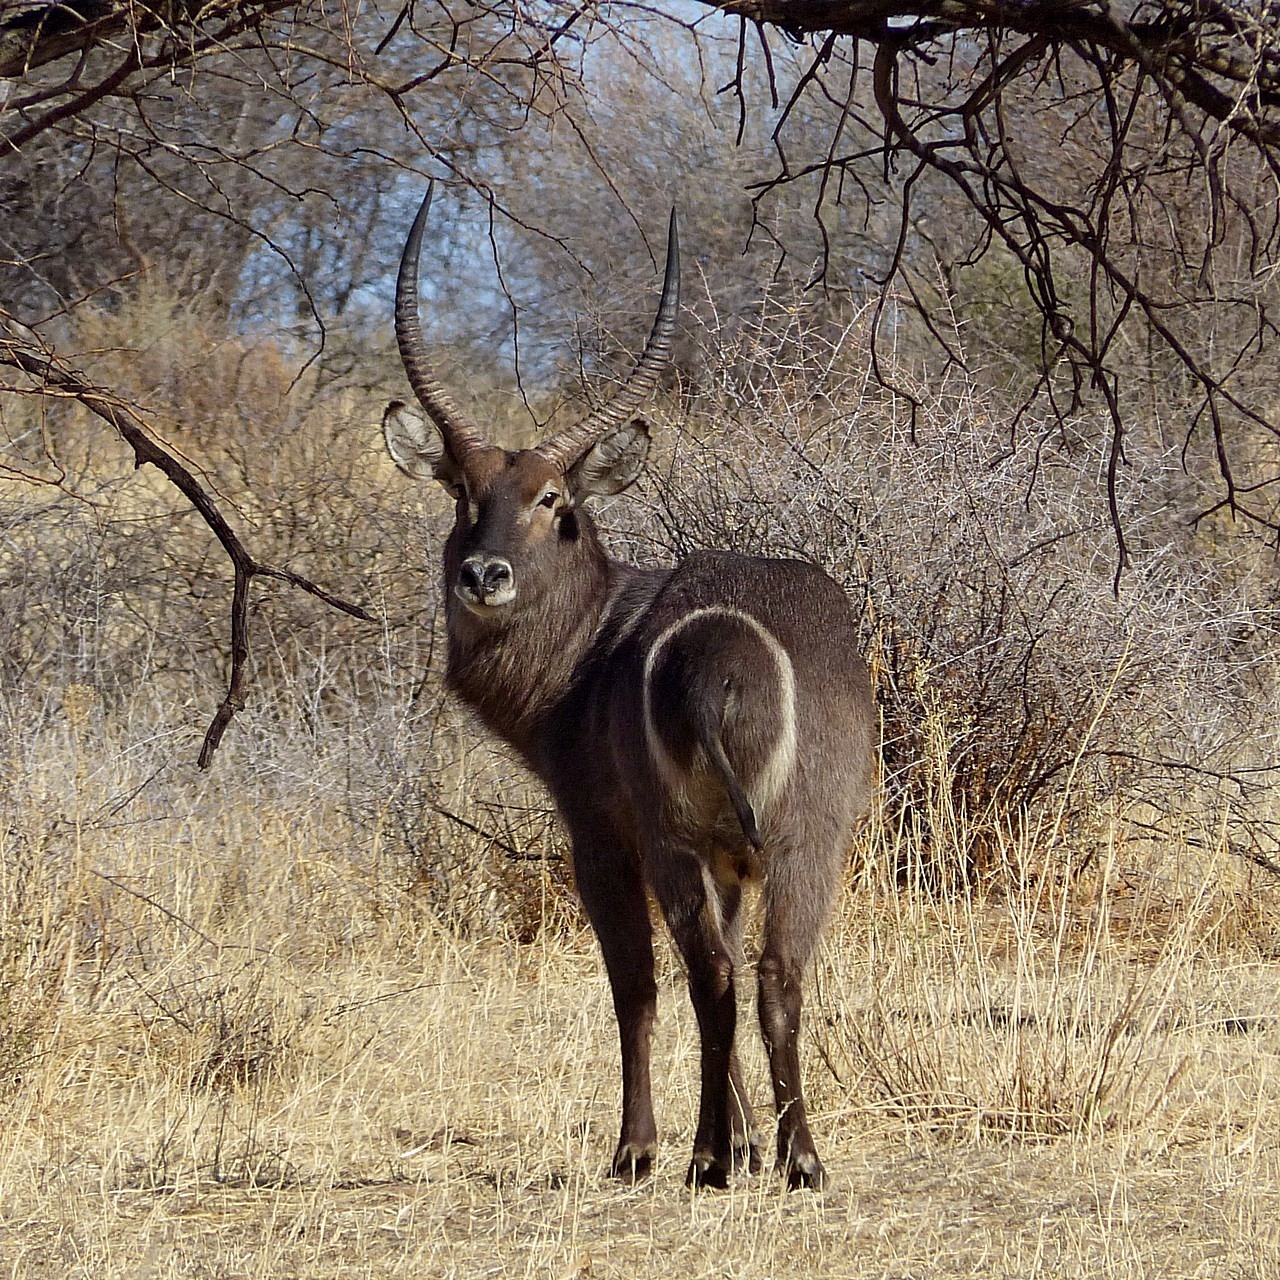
[0,327,375,767]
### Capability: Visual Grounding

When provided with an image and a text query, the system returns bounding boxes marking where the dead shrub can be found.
[135,962,311,1095]
[4,274,1278,935]
[609,296,1280,887]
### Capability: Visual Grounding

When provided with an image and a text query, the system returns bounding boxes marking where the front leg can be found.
[573,842,659,1181]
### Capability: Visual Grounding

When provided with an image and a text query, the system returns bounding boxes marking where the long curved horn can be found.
[536,208,680,470]
[395,184,491,464]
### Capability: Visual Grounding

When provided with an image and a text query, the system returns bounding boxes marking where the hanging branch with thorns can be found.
[0,326,375,767]
[0,0,587,760]
[708,0,1280,554]
[4,0,1280,556]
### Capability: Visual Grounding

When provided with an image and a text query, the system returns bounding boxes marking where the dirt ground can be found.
[3,886,1278,1280]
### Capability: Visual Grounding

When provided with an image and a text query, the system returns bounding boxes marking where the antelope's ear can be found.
[383,400,464,490]
[566,417,651,500]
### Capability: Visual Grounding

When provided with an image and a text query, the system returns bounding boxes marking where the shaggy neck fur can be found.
[443,508,629,765]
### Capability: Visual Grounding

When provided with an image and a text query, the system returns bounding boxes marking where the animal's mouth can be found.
[455,583,517,614]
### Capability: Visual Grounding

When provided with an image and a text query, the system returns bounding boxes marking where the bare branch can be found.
[0,324,375,768]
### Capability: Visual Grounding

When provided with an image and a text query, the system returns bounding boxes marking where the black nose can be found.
[460,556,513,601]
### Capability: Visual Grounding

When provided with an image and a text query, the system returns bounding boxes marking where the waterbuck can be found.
[382,186,875,1189]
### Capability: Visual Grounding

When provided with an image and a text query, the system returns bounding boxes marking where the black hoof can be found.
[686,1155,731,1190]
[610,1144,655,1183]
[781,1151,826,1191]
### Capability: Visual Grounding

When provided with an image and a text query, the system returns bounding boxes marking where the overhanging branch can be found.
[0,0,298,79]
[709,0,1280,141]
[709,0,1280,546]
[0,327,376,768]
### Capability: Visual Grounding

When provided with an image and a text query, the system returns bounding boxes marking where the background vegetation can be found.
[3,0,1280,1274]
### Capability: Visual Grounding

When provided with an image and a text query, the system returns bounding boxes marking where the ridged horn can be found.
[395,183,491,464]
[536,208,680,470]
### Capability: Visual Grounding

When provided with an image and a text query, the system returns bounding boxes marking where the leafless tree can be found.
[4,0,1279,766]
[701,0,1280,565]
[5,0,1277,504]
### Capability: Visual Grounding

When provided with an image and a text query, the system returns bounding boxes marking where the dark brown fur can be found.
[383,191,875,1189]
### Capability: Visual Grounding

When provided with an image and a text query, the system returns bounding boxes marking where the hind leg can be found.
[652,849,741,1188]
[719,878,763,1174]
[758,852,841,1190]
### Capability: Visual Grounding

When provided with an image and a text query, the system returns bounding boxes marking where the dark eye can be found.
[538,491,559,509]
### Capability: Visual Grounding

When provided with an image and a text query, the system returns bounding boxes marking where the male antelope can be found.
[383,186,874,1189]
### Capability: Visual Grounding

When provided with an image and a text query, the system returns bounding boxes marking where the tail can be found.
[694,696,764,851]
[642,606,797,853]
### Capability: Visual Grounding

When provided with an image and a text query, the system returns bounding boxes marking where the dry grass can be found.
[4,288,1280,1276]
[2,707,1279,1280]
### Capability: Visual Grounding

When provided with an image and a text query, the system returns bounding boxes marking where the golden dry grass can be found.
[3,724,1280,1280]
[6,252,1280,1279]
